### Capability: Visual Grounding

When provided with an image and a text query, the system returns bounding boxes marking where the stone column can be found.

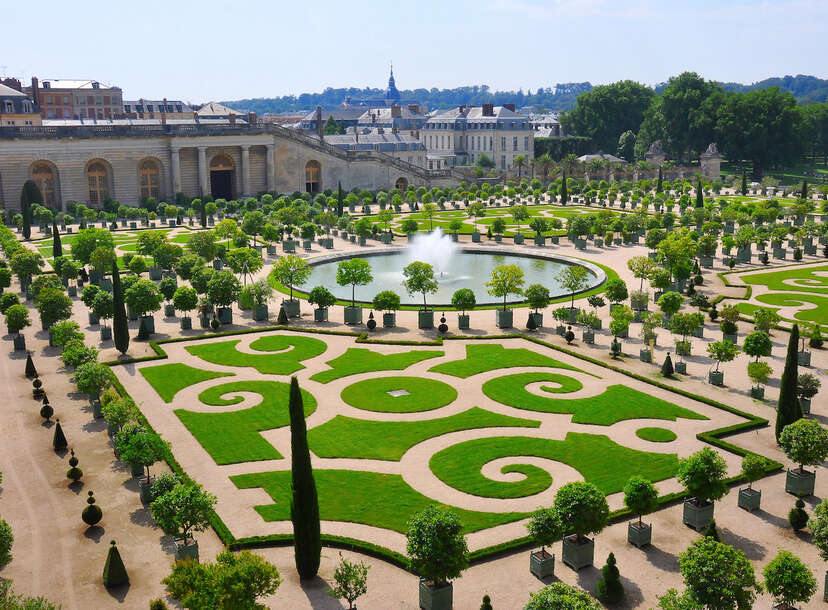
[197,146,208,197]
[170,146,182,198]
[240,145,251,198]
[265,143,275,192]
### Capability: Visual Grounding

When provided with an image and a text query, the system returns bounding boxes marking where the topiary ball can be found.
[789,498,808,531]
[438,316,448,334]
[366,311,376,331]
[210,317,220,331]
[67,449,83,482]
[40,401,54,422]
[82,490,102,526]
[565,326,575,344]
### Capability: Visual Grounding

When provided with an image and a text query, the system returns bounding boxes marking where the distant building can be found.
[343,64,420,109]
[529,112,563,138]
[324,131,426,168]
[0,83,41,127]
[300,107,365,132]
[25,78,123,119]
[357,104,427,136]
[422,104,533,170]
[195,102,246,119]
[123,99,193,119]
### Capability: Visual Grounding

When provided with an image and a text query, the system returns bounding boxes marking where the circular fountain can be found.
[306,229,605,306]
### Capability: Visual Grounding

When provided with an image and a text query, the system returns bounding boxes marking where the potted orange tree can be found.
[623,476,658,548]
[527,507,562,579]
[677,447,729,531]
[554,481,609,570]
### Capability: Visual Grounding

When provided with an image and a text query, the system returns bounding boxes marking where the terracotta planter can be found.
[786,468,815,497]
[561,535,594,570]
[683,498,714,531]
[627,521,652,548]
[529,549,555,578]
[738,487,761,512]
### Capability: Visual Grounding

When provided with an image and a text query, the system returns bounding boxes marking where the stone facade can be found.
[700,142,722,181]
[0,122,456,211]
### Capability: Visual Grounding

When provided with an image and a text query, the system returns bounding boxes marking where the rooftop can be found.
[38,79,119,90]
[196,102,243,116]
[0,84,27,98]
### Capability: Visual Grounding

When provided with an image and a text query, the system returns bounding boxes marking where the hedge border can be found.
[104,324,782,570]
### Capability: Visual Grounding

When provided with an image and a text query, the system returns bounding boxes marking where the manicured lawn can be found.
[429,433,679,499]
[308,407,540,461]
[741,265,828,294]
[139,363,233,403]
[482,377,706,425]
[175,380,316,464]
[755,292,828,325]
[231,469,526,534]
[340,376,457,413]
[309,347,444,384]
[185,334,327,374]
[430,343,583,378]
[636,427,678,442]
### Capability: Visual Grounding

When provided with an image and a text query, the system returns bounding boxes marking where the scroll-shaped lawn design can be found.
[139,363,233,403]
[175,380,316,465]
[308,407,540,461]
[185,334,327,375]
[340,376,458,413]
[482,374,707,425]
[754,292,828,325]
[231,469,526,534]
[429,433,679,499]
[741,265,828,294]
[429,343,583,378]
[310,347,444,383]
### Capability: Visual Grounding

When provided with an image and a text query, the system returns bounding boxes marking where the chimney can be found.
[482,103,494,117]
[391,105,401,118]
[408,104,419,114]
[316,106,323,138]
[228,113,236,126]
[248,111,257,125]
[503,103,515,112]
[30,77,40,106]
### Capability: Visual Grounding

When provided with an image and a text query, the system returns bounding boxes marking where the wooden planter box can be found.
[217,308,233,324]
[199,315,211,329]
[253,305,269,321]
[723,333,738,345]
[418,309,434,329]
[174,538,200,562]
[139,315,155,334]
[343,306,362,325]
[640,348,652,363]
[582,329,595,344]
[471,232,481,243]
[13,335,26,351]
[302,239,313,250]
[683,499,714,531]
[100,326,112,340]
[149,267,163,281]
[496,309,513,329]
[494,235,503,242]
[627,521,652,548]
[801,398,811,414]
[212,259,223,270]
[530,312,543,328]
[138,475,155,504]
[283,240,296,253]
[313,308,328,322]
[798,351,811,367]
[180,317,192,330]
[738,487,761,512]
[562,535,594,570]
[128,461,144,477]
[750,386,764,399]
[708,370,724,386]
[513,234,524,245]
[786,468,815,497]
[382,313,396,328]
[529,550,555,578]
[282,299,300,318]
[419,580,452,610]
[457,314,470,330]
[534,235,546,246]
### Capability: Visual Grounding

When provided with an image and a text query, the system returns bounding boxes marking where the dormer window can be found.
[3,101,13,113]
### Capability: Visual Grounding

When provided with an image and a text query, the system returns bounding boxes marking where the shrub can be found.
[373,290,400,313]
[762,550,817,607]
[790,498,808,530]
[524,283,551,312]
[524,582,601,610]
[172,286,198,316]
[150,482,216,543]
[623,476,658,525]
[596,553,624,603]
[676,447,728,504]
[81,283,102,308]
[148,472,180,505]
[0,292,20,314]
[50,320,82,347]
[797,373,821,401]
[451,288,476,315]
[61,339,99,368]
[779,418,828,471]
[307,286,336,310]
[676,537,759,610]
[125,279,163,316]
[406,505,469,586]
[120,428,170,479]
[327,554,369,610]
[102,398,138,431]
[526,507,563,554]
[74,362,113,397]
[553,481,609,542]
[0,516,12,570]
[158,276,178,302]
[741,453,771,491]
[35,287,73,327]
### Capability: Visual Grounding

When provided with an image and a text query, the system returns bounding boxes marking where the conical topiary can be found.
[596,552,624,603]
[82,490,102,526]
[789,499,808,531]
[102,540,129,587]
[366,311,376,331]
[25,353,37,378]
[526,312,537,331]
[277,305,289,325]
[661,352,674,378]
[703,518,719,541]
[67,449,83,482]
[40,396,54,422]
[480,594,493,610]
[53,419,67,450]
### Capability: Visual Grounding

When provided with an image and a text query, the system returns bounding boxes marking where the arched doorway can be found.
[210,154,234,200]
[395,177,408,192]
[31,162,58,207]
[138,159,161,202]
[305,160,321,194]
[86,161,110,207]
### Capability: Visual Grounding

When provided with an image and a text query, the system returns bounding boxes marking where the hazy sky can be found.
[2,0,825,102]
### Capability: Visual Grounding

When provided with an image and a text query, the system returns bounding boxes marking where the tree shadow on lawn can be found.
[298,575,341,610]
[719,527,767,561]
[642,544,679,573]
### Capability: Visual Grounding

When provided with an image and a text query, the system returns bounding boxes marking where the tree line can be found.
[560,72,828,177]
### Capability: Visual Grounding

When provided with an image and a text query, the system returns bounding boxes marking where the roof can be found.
[38,79,119,90]
[358,106,426,122]
[196,102,242,116]
[125,99,192,108]
[41,117,247,127]
[0,83,27,98]
[322,132,425,152]
[301,108,365,122]
[427,105,526,123]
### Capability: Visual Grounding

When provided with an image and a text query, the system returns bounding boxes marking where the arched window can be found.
[305,160,321,193]
[87,162,109,206]
[31,163,56,207]
[395,177,408,192]
[139,160,160,201]
[210,154,234,171]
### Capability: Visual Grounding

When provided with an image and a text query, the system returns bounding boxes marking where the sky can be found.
[2,0,826,103]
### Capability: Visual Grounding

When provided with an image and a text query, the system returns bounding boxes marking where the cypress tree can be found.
[111,262,129,355]
[53,418,67,450]
[25,352,37,378]
[200,198,207,228]
[801,180,808,200]
[52,219,63,258]
[776,324,802,442]
[656,166,663,193]
[336,181,344,217]
[560,171,568,204]
[740,172,747,196]
[289,377,320,579]
[597,552,624,603]
[695,179,703,208]
[102,540,129,587]
[661,352,674,378]
[20,180,41,240]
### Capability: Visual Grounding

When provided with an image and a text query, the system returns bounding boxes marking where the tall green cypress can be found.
[111,262,129,355]
[288,376,320,579]
[740,172,747,196]
[52,219,63,258]
[776,324,803,441]
[801,180,808,200]
[695,179,703,208]
[656,167,663,193]
[20,180,41,240]
[199,198,207,228]
[336,181,344,217]
[560,171,568,204]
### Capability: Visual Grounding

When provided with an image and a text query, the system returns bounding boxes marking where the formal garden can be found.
[1,174,828,609]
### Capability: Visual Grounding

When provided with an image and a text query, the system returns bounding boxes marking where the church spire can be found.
[385,61,400,101]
